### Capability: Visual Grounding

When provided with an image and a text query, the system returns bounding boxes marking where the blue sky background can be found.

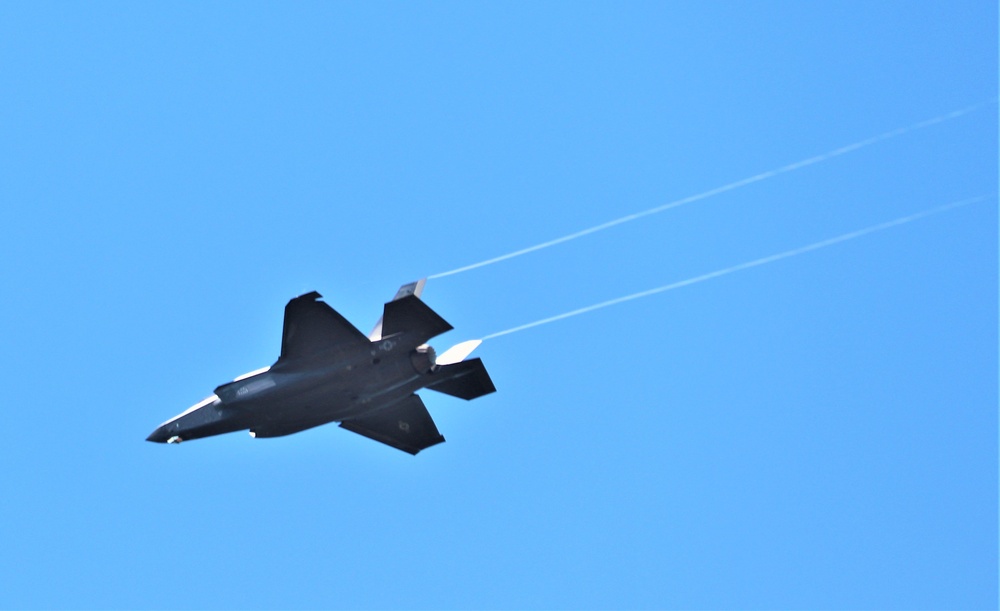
[0,2,996,609]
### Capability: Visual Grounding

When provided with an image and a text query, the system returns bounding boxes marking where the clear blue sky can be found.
[0,2,996,609]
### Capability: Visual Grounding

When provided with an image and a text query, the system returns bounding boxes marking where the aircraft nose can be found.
[146,426,172,443]
[146,424,181,443]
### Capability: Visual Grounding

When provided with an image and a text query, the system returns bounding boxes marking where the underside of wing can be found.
[339,394,445,455]
[280,291,369,360]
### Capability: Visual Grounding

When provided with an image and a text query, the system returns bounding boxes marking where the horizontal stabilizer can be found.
[369,279,426,340]
[427,358,496,400]
[381,295,453,343]
[339,394,444,455]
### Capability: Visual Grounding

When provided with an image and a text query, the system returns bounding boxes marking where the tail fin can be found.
[427,358,496,400]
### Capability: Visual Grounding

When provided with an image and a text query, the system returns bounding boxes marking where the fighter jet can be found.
[146,280,495,454]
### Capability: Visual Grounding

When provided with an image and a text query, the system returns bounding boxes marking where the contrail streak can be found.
[481,195,991,341]
[430,100,993,280]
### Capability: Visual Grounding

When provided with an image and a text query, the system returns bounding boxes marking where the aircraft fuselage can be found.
[147,332,434,443]
[147,287,495,454]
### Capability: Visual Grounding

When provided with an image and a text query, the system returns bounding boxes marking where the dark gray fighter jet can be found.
[147,280,494,454]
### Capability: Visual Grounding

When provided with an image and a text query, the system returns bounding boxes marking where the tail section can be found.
[371,279,497,401]
[427,358,496,400]
[369,279,426,340]
[381,295,453,344]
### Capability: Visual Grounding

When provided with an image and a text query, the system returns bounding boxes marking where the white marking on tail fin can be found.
[436,339,483,365]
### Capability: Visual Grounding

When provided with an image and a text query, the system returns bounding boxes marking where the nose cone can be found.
[147,394,223,444]
[146,426,171,443]
[147,424,183,443]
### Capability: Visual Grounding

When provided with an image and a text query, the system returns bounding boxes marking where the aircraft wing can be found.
[280,291,369,360]
[339,394,445,455]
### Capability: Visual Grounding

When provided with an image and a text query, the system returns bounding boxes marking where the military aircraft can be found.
[146,280,494,454]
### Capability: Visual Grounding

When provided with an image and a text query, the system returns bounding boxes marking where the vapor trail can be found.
[430,100,992,280]
[480,195,991,341]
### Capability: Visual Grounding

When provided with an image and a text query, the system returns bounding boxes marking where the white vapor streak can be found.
[430,101,991,280]
[481,195,991,341]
